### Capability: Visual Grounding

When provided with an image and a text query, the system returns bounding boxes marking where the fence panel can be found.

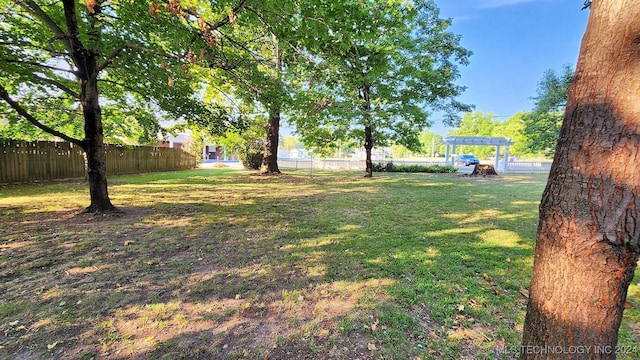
[277,158,552,173]
[0,140,198,183]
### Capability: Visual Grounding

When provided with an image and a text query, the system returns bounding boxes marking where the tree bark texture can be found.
[80,72,116,213]
[260,108,281,174]
[521,1,640,359]
[361,83,373,178]
[364,123,373,177]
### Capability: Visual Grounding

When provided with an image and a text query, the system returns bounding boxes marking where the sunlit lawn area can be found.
[0,169,638,359]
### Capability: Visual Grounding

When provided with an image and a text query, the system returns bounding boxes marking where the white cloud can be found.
[478,0,536,9]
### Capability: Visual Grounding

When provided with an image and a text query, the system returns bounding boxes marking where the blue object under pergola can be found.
[444,136,515,173]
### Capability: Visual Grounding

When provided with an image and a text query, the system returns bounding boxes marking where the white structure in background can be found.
[158,130,229,161]
[443,136,515,173]
[288,148,309,159]
[353,147,390,160]
[158,131,192,150]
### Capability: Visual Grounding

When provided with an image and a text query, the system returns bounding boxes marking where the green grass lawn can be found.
[0,169,638,359]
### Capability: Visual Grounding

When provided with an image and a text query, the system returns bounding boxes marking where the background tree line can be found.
[257,64,573,161]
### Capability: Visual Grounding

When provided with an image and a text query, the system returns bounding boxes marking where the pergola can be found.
[443,136,515,173]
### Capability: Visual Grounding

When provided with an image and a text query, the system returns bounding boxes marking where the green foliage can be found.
[390,144,412,158]
[373,162,457,173]
[448,112,497,158]
[0,0,246,144]
[448,111,539,158]
[289,0,472,154]
[373,161,397,172]
[419,130,444,156]
[522,66,574,157]
[237,139,265,170]
[492,113,536,157]
[212,116,267,170]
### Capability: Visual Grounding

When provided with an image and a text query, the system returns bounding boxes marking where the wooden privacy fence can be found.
[0,140,198,184]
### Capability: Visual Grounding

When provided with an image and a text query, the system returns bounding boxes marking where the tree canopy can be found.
[288,0,472,175]
[0,0,243,142]
[0,0,253,212]
[521,65,574,157]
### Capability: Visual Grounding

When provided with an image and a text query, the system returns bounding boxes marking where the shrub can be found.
[238,140,264,170]
[373,161,396,172]
[373,162,457,174]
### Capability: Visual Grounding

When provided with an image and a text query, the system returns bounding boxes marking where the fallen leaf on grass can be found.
[47,342,58,350]
[519,288,529,298]
[367,343,377,351]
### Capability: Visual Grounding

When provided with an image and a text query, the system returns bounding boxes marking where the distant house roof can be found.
[444,136,514,146]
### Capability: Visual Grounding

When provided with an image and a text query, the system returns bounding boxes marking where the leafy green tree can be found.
[448,112,496,158]
[0,0,246,213]
[522,65,574,157]
[492,112,534,157]
[390,144,412,159]
[289,0,472,177]
[281,136,297,151]
[419,130,444,157]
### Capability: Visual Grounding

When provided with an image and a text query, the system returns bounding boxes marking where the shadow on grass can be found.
[1,170,636,359]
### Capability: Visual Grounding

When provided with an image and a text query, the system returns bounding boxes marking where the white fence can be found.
[277,158,552,173]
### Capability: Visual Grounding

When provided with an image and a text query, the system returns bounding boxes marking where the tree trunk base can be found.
[471,164,498,176]
[258,169,282,176]
[79,204,124,216]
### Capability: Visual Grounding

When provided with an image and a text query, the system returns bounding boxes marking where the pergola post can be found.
[494,145,501,170]
[503,144,510,173]
[445,144,451,165]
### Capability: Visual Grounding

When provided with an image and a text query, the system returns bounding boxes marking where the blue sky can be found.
[283,0,590,138]
[431,0,590,135]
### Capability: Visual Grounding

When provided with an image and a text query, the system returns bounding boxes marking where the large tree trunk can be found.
[259,108,281,174]
[80,76,116,213]
[521,2,640,358]
[61,0,116,214]
[77,55,117,213]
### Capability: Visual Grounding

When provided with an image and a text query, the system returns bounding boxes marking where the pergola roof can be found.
[444,136,514,146]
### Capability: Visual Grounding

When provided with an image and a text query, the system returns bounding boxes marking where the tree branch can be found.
[97,46,126,72]
[0,84,82,145]
[32,75,80,98]
[19,0,72,51]
[173,0,248,31]
[210,0,248,31]
[0,59,77,74]
[98,43,182,72]
[61,0,79,38]
[98,78,151,98]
